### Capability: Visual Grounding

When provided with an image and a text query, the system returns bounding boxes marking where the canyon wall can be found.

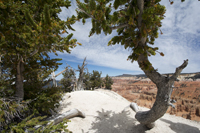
[111,76,200,122]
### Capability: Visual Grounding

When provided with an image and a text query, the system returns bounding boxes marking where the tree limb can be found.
[169,59,188,81]
[42,68,68,87]
[130,102,139,112]
[110,23,129,30]
[129,102,155,129]
[135,58,188,128]
[55,68,68,77]
[76,7,129,31]
[30,49,39,57]
[30,109,85,132]
[137,52,165,85]
[47,109,85,125]
[137,0,144,30]
[76,8,99,22]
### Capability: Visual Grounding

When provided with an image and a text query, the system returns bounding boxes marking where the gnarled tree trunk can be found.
[76,0,189,129]
[133,53,188,128]
[77,57,87,91]
[14,51,38,100]
[43,68,68,87]
[130,0,189,128]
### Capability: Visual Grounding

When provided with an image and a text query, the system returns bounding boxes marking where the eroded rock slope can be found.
[112,73,200,122]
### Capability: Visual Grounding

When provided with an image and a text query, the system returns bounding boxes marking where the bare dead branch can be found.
[110,23,129,30]
[169,59,189,81]
[55,68,68,77]
[30,49,39,57]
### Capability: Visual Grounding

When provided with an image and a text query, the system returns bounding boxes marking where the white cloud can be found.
[160,0,200,34]
[149,0,200,74]
[149,36,200,73]
[59,30,142,72]
[56,0,200,75]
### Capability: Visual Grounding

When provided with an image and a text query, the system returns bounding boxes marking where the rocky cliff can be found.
[111,73,200,122]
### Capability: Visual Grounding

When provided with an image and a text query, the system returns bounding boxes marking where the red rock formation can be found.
[111,77,200,122]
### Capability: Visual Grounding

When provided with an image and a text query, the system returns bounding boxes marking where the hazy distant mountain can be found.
[116,74,147,78]
[115,72,200,80]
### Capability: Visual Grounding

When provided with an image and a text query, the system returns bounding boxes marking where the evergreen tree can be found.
[83,71,92,90]
[75,0,191,128]
[60,67,76,92]
[0,0,81,99]
[90,70,102,90]
[103,74,113,90]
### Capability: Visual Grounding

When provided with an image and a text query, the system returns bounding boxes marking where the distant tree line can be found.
[60,58,113,91]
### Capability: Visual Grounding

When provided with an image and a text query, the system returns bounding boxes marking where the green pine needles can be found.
[0,0,78,132]
[103,74,113,90]
[76,0,166,70]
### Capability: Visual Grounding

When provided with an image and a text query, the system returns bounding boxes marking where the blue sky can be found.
[50,0,200,80]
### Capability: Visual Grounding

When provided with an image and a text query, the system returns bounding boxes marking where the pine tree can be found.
[0,0,81,99]
[90,70,102,90]
[75,0,191,128]
[60,67,76,92]
[103,74,113,90]
[83,71,92,90]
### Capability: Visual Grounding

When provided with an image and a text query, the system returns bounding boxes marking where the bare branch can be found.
[78,57,87,70]
[76,8,100,22]
[169,59,189,81]
[55,68,68,77]
[30,49,38,57]
[110,23,129,30]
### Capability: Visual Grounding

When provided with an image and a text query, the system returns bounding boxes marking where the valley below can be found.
[111,72,200,122]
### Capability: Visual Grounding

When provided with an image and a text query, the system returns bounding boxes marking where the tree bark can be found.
[29,109,85,132]
[42,68,68,87]
[48,109,85,125]
[134,54,188,128]
[77,57,87,91]
[0,55,2,77]
[15,60,25,100]
[77,0,189,129]
[131,1,189,128]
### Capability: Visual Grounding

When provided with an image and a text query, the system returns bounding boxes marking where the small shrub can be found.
[2,113,71,133]
[27,87,64,116]
[0,86,71,132]
[0,98,30,128]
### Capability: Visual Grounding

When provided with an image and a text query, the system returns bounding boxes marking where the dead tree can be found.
[51,71,57,87]
[28,109,85,132]
[43,68,68,87]
[76,57,88,91]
